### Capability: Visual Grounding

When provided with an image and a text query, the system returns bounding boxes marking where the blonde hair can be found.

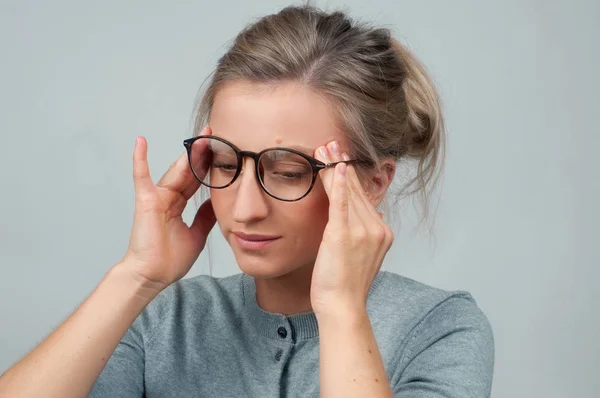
[194,4,445,239]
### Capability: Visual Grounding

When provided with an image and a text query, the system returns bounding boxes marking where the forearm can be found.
[317,306,393,398]
[0,262,160,398]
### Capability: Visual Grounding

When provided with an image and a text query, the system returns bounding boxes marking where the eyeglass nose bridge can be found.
[235,150,264,180]
[237,150,262,163]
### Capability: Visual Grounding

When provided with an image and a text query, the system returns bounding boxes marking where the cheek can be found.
[209,188,230,226]
[286,183,330,243]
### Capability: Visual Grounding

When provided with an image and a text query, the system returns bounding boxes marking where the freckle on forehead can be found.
[275,137,282,144]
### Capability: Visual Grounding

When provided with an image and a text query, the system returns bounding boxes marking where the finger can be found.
[343,153,381,221]
[345,166,373,229]
[322,144,371,230]
[341,153,392,249]
[328,162,349,227]
[342,153,370,202]
[314,145,334,194]
[187,133,211,181]
[189,198,217,246]
[347,182,368,229]
[348,167,390,248]
[182,124,212,197]
[156,151,200,198]
[314,140,343,196]
[156,125,211,199]
[348,185,389,248]
[348,166,379,220]
[343,154,394,249]
[347,180,392,253]
[133,136,155,196]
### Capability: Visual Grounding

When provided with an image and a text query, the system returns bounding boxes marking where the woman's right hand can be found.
[120,127,216,293]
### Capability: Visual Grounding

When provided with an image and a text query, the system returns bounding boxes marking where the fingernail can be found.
[319,146,328,158]
[330,141,340,155]
[342,153,349,160]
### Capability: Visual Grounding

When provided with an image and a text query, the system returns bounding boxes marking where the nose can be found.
[232,157,269,224]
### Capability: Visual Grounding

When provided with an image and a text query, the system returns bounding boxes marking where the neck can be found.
[253,263,314,315]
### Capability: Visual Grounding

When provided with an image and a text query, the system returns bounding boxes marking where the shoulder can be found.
[373,270,491,329]
[371,270,494,361]
[374,272,494,395]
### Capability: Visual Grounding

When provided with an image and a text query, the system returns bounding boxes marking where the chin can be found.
[235,255,294,279]
[227,241,285,278]
[231,244,312,280]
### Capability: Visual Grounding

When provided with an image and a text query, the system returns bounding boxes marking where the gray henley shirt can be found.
[90,270,494,397]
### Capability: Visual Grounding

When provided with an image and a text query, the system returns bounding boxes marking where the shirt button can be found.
[275,349,283,362]
[277,326,288,339]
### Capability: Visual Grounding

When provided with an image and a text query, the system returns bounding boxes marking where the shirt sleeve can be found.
[88,321,145,398]
[392,295,495,398]
[87,283,173,398]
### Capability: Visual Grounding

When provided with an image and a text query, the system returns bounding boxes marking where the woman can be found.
[0,5,494,397]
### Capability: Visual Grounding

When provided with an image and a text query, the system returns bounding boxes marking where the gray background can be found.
[1,0,598,397]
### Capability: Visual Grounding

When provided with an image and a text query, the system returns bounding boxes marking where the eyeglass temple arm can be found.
[324,159,363,168]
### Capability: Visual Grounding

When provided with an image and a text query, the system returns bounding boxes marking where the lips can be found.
[234,232,279,241]
[233,232,281,250]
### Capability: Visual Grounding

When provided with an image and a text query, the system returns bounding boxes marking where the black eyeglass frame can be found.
[183,135,366,202]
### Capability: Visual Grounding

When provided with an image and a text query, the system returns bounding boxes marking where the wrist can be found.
[315,301,369,327]
[108,261,165,303]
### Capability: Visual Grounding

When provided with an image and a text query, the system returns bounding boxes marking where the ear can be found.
[364,158,396,207]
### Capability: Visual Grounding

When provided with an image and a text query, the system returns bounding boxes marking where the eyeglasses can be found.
[182,135,364,202]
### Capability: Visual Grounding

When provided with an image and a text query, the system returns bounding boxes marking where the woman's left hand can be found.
[310,141,394,318]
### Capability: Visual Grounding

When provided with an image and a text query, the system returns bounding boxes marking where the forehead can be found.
[209,81,346,153]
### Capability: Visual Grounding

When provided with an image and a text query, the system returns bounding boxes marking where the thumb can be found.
[133,136,155,196]
[189,198,217,247]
